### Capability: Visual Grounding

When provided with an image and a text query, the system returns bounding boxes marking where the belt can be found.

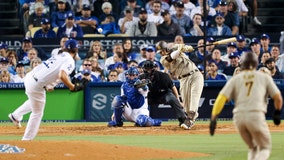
[178,69,199,79]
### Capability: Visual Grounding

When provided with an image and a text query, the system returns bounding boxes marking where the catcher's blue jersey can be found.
[122,83,146,109]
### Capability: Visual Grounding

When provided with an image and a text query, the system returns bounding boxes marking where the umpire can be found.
[139,60,191,129]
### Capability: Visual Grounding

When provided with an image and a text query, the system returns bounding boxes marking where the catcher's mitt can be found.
[72,78,90,92]
[134,79,150,88]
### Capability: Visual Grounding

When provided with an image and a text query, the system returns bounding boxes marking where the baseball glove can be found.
[273,109,281,125]
[72,78,90,92]
[134,79,150,88]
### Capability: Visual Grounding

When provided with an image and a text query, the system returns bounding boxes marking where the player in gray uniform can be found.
[8,39,81,140]
[210,52,283,160]
[156,41,204,129]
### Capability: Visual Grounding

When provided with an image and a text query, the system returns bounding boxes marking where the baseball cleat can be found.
[181,119,194,130]
[8,113,21,128]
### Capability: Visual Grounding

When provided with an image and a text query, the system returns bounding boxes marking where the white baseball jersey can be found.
[31,51,75,88]
[220,70,280,113]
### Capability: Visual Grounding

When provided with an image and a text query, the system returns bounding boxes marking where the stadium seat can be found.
[107,34,128,37]
[83,34,105,37]
[26,27,41,38]
[53,27,59,34]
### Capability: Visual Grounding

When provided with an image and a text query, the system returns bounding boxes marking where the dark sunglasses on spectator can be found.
[147,49,154,52]
[84,64,92,66]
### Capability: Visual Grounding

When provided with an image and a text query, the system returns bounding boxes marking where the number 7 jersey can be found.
[220,70,281,113]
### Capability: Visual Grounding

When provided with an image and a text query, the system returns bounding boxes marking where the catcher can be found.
[8,39,89,140]
[210,52,283,160]
[108,66,162,127]
[156,41,204,129]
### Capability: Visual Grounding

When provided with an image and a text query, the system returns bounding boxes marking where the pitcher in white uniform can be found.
[8,39,80,141]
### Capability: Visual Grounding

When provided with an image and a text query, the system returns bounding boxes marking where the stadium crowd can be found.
[1,0,283,83]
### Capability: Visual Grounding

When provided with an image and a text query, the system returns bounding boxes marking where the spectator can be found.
[113,62,127,81]
[107,52,128,71]
[120,0,143,18]
[17,37,47,63]
[0,58,9,73]
[147,0,164,26]
[145,0,170,14]
[57,12,84,38]
[86,41,107,60]
[236,34,248,56]
[118,6,139,34]
[75,4,99,34]
[105,43,125,69]
[188,38,208,66]
[207,12,232,36]
[244,0,262,25]
[98,2,119,24]
[260,33,271,53]
[216,0,240,35]
[211,48,227,72]
[265,58,284,79]
[26,57,42,73]
[107,69,120,82]
[135,44,148,64]
[118,59,139,82]
[97,15,120,36]
[205,37,216,57]
[157,10,182,36]
[270,45,284,74]
[171,1,191,36]
[93,0,120,19]
[89,57,105,81]
[74,58,102,83]
[169,0,195,17]
[27,2,49,35]
[122,38,138,61]
[189,13,204,36]
[11,62,26,83]
[250,38,262,63]
[126,8,157,37]
[24,48,39,68]
[34,18,57,38]
[138,46,164,71]
[223,52,240,77]
[51,36,69,56]
[190,0,216,27]
[29,0,50,16]
[221,42,237,66]
[258,66,271,75]
[0,69,12,83]
[174,35,184,44]
[51,0,72,28]
[6,50,18,75]
[206,60,227,80]
[0,43,9,58]
[257,51,271,69]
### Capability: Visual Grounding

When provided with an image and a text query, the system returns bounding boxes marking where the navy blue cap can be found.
[208,60,218,66]
[260,33,270,39]
[215,12,224,18]
[146,46,156,52]
[140,44,148,50]
[0,57,8,63]
[219,1,227,6]
[229,52,239,59]
[197,64,204,71]
[227,42,236,48]
[82,4,91,10]
[65,12,74,19]
[206,37,215,43]
[41,18,50,25]
[22,37,32,43]
[64,39,79,49]
[176,1,184,8]
[236,35,245,42]
[0,43,8,49]
[16,62,25,67]
[250,38,259,46]
[161,10,170,16]
[82,69,91,75]
[139,8,147,14]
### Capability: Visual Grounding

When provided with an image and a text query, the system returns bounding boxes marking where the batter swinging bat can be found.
[194,37,237,49]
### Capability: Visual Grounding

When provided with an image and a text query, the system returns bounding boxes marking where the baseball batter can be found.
[8,39,81,140]
[210,52,283,160]
[108,66,162,127]
[156,41,204,129]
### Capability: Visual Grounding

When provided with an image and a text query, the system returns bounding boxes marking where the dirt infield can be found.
[0,122,283,160]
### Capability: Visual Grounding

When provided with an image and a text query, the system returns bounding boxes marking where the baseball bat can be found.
[193,37,237,49]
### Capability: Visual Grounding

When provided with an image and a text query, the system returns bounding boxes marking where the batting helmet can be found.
[240,52,258,70]
[155,41,168,53]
